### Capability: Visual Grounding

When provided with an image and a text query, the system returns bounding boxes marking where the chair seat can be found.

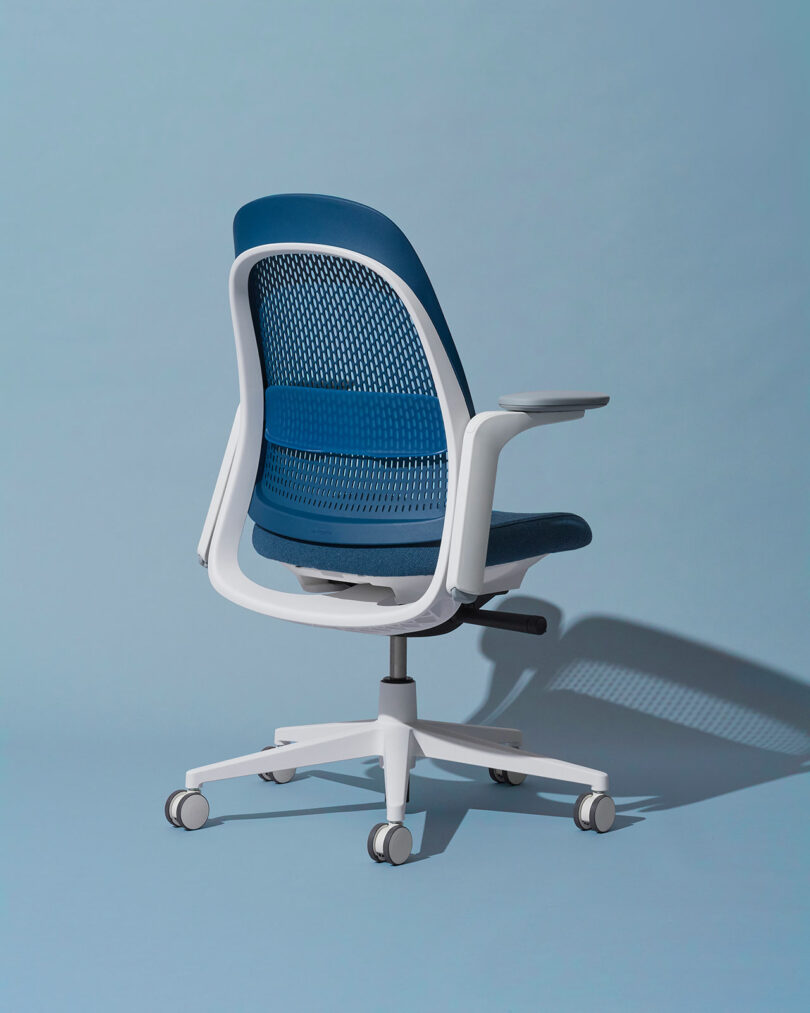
[252,510,591,578]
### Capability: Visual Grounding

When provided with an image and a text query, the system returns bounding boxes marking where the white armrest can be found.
[499,390,609,412]
[197,405,241,567]
[446,397,606,602]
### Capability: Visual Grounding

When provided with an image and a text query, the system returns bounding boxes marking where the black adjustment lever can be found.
[457,606,547,636]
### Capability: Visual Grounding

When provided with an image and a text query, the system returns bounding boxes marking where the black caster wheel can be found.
[367,822,413,866]
[488,767,527,786]
[164,789,209,830]
[257,745,296,784]
[573,792,615,833]
[489,745,527,786]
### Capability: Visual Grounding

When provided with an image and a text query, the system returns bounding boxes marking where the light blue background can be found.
[3,2,808,1010]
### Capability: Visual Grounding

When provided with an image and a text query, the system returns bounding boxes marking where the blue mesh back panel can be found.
[247,251,451,546]
[234,194,474,415]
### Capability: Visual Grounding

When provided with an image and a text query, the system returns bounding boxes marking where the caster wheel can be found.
[257,745,296,784]
[164,789,186,827]
[573,792,615,833]
[573,792,590,830]
[164,789,209,831]
[367,822,387,863]
[367,822,413,866]
[489,747,526,786]
[489,767,526,786]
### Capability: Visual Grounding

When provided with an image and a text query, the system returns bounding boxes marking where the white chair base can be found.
[168,677,613,862]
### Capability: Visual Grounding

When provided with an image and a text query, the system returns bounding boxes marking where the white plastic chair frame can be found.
[198,242,588,635]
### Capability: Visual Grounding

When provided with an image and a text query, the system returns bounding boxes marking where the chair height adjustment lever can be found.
[457,607,547,636]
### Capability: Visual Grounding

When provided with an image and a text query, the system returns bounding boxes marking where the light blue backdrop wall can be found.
[3,2,808,1011]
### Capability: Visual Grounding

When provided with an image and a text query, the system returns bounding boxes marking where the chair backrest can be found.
[233,194,473,548]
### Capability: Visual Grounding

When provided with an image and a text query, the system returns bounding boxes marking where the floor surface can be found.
[6,644,809,1012]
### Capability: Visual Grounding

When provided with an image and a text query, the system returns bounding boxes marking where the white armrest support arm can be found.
[446,392,608,602]
[197,405,241,567]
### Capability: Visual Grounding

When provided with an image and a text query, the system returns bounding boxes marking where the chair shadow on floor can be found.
[212,596,810,861]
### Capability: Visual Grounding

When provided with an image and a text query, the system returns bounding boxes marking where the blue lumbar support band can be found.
[264,386,447,458]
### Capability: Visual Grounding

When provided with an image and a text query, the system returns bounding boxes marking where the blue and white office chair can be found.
[165,194,614,864]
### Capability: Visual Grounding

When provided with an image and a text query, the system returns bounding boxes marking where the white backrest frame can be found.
[206,242,470,635]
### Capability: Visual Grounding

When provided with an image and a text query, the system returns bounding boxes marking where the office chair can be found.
[164,194,614,865]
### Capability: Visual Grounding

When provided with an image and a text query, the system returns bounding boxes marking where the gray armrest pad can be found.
[498,390,610,412]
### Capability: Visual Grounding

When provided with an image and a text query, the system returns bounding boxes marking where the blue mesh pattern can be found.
[247,252,449,545]
[233,194,476,414]
[251,252,437,394]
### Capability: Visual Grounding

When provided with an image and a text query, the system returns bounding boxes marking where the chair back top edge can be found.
[233,194,474,415]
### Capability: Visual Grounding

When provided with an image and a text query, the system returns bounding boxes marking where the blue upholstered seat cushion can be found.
[252,511,591,577]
